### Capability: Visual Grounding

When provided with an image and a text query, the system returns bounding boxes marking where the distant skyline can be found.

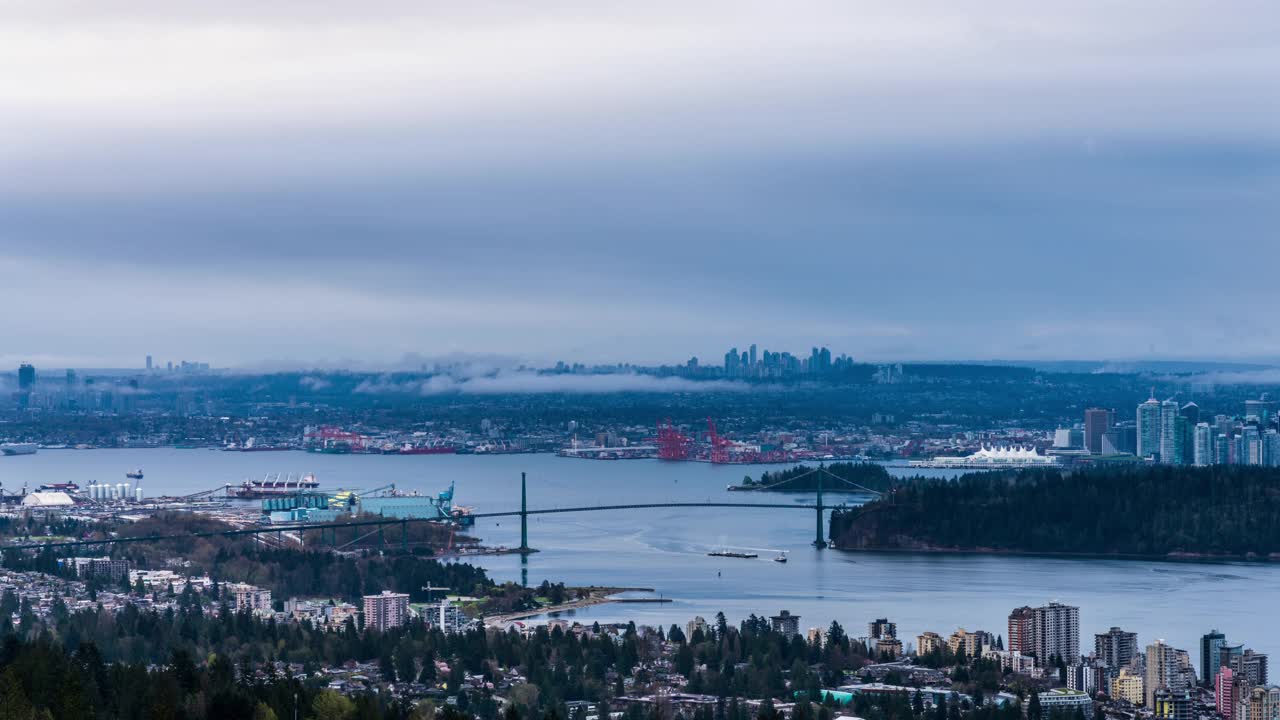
[6,350,1280,380]
[3,2,1279,368]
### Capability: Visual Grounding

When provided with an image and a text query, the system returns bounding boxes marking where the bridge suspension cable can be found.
[748,465,884,496]
[4,469,878,555]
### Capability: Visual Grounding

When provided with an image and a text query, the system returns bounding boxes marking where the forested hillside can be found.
[829,465,1280,558]
[736,463,898,493]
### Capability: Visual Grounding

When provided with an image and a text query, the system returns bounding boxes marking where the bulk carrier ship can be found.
[396,442,457,455]
[227,473,320,499]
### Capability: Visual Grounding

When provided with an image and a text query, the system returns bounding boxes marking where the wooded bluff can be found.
[829,465,1280,558]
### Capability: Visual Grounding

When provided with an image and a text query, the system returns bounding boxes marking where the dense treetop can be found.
[830,465,1280,558]
[737,464,898,494]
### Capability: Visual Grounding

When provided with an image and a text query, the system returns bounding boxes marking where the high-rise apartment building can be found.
[1112,667,1146,705]
[1084,408,1114,454]
[1221,644,1245,676]
[1194,423,1213,466]
[1243,426,1263,466]
[724,348,740,376]
[875,637,904,660]
[1153,688,1194,720]
[16,363,35,408]
[1180,402,1200,426]
[1103,422,1139,455]
[1036,601,1080,665]
[1146,640,1188,708]
[947,628,993,658]
[226,582,273,614]
[917,632,944,656]
[1237,685,1280,720]
[67,557,131,582]
[1245,398,1273,423]
[1068,659,1104,695]
[363,590,409,632]
[1201,630,1226,687]
[1008,606,1036,657]
[868,618,897,639]
[1178,415,1194,464]
[431,598,469,634]
[1008,602,1078,666]
[770,610,801,640]
[1235,649,1268,686]
[1097,626,1139,669]
[1161,399,1182,465]
[1215,666,1235,718]
[1146,641,1175,707]
[1216,434,1231,465]
[1138,396,1162,459]
[17,363,35,390]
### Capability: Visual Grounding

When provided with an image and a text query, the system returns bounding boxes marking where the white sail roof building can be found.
[910,445,1061,469]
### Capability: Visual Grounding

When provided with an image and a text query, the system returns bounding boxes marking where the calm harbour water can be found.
[3,449,1276,658]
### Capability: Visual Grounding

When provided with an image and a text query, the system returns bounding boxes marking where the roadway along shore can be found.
[483,587,672,627]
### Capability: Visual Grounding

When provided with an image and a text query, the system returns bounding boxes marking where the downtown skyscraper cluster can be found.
[1136,394,1280,466]
[719,343,856,379]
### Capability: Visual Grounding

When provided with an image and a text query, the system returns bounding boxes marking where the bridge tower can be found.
[519,472,530,554]
[812,469,826,548]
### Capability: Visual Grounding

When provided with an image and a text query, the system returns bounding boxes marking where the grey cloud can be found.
[2,2,1280,365]
[1184,370,1280,387]
[298,376,332,391]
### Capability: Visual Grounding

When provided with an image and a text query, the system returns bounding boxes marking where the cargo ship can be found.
[0,443,37,456]
[707,550,758,559]
[227,473,320,499]
[39,482,80,492]
[397,443,457,455]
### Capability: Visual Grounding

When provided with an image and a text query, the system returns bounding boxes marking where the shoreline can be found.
[483,586,668,626]
[728,486,877,494]
[19,447,910,464]
[829,543,1280,564]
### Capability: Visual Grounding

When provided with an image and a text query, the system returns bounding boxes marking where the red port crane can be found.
[656,419,692,460]
[706,417,733,464]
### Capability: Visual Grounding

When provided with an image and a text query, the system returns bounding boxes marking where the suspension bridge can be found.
[5,466,882,555]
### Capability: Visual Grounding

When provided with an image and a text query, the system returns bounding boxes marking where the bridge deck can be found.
[6,502,827,552]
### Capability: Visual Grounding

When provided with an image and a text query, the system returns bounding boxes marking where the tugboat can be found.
[773,552,788,563]
[126,469,144,480]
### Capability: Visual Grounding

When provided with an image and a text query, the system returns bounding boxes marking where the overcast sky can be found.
[3,1,1278,369]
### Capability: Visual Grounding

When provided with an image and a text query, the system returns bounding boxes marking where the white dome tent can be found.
[21,491,75,508]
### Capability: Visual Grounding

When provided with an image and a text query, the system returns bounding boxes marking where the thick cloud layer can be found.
[2,2,1278,367]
